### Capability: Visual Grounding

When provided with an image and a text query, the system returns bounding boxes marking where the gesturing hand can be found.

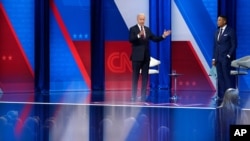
[162,30,171,38]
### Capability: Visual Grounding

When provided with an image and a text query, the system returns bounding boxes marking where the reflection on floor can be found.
[0,90,250,141]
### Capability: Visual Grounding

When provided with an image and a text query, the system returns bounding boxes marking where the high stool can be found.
[169,71,183,100]
[230,70,248,88]
[231,55,250,88]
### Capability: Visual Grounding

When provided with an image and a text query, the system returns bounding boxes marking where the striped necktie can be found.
[141,26,145,39]
[218,28,223,40]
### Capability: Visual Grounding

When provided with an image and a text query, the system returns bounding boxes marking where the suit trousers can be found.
[132,60,150,98]
[216,60,233,98]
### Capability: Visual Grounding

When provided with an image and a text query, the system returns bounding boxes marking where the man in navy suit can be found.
[129,13,171,101]
[212,15,237,100]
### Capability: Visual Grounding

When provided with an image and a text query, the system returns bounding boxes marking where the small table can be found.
[169,73,183,100]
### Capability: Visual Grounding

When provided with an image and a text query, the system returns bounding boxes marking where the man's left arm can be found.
[148,28,171,42]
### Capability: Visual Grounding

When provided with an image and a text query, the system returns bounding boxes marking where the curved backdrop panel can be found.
[236,1,250,92]
[104,0,172,90]
[171,0,217,91]
[0,0,35,93]
[49,0,91,91]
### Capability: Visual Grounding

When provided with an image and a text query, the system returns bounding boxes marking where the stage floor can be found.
[0,90,250,141]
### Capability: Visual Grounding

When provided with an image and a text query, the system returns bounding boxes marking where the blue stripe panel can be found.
[236,1,250,91]
[202,0,217,26]
[149,0,172,89]
[174,0,217,64]
[50,11,88,91]
[54,0,90,41]
[2,0,35,70]
[103,0,129,40]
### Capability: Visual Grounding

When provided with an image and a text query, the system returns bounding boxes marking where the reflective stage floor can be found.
[0,90,250,141]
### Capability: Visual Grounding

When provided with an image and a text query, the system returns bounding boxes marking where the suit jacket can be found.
[129,25,164,61]
[213,26,236,62]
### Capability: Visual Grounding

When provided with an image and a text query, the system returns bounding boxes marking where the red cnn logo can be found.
[107,52,132,73]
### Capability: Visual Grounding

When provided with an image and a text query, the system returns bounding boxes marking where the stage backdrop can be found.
[171,0,217,92]
[0,1,35,138]
[104,0,149,90]
[236,1,250,92]
[0,0,35,93]
[104,0,217,92]
[1,0,250,94]
[172,0,250,92]
[104,0,172,91]
[49,0,91,91]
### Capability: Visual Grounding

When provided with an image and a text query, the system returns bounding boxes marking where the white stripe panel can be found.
[171,0,216,87]
[114,0,149,29]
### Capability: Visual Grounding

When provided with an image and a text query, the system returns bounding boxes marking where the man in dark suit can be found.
[212,15,237,100]
[129,13,171,101]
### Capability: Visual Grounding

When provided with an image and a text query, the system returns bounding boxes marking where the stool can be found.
[230,70,248,88]
[169,72,183,100]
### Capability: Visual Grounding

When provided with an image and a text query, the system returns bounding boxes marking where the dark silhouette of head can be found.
[220,88,239,108]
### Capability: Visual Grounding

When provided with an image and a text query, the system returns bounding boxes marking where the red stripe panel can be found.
[0,3,34,92]
[105,41,132,90]
[172,41,215,91]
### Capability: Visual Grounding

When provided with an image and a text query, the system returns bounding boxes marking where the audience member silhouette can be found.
[216,88,248,141]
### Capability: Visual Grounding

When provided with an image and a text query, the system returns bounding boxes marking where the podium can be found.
[169,72,183,100]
